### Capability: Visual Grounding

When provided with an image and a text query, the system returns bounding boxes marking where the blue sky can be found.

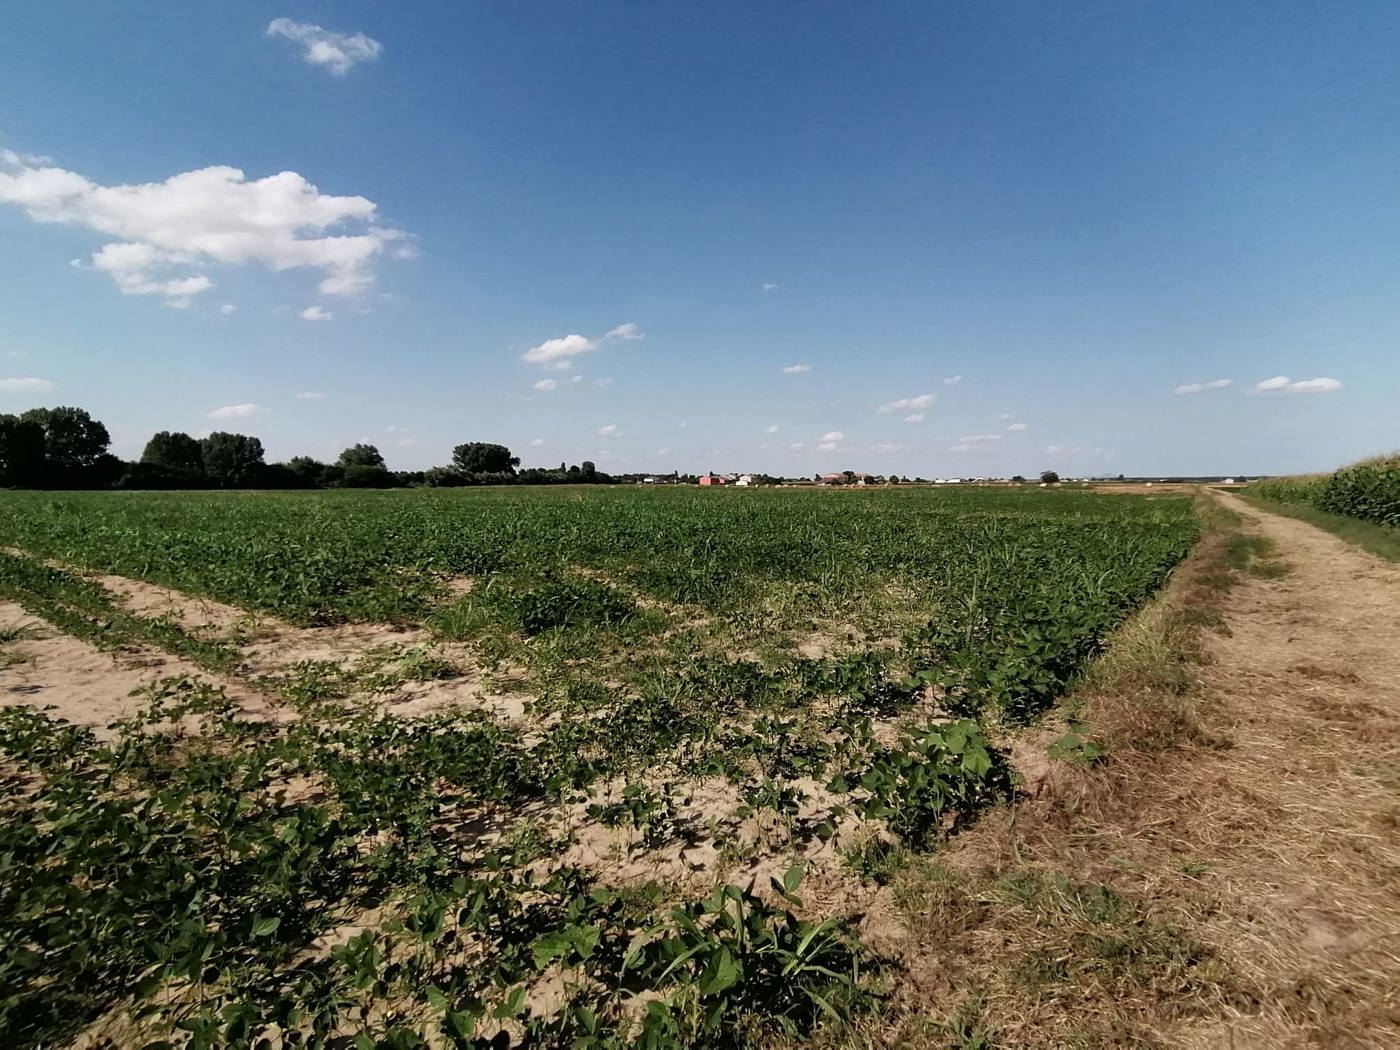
[2,1,1397,476]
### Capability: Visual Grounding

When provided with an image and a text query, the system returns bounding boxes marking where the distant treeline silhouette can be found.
[0,406,618,489]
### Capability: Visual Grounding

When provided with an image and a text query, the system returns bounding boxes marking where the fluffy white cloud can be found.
[820,431,844,442]
[529,438,544,446]
[761,282,779,292]
[266,18,383,75]
[521,323,642,369]
[903,413,924,423]
[765,424,779,434]
[219,303,236,315]
[295,391,326,400]
[300,305,332,321]
[1173,378,1232,395]
[207,403,267,420]
[878,393,934,413]
[533,378,558,391]
[1251,375,1343,395]
[0,376,55,393]
[781,363,811,374]
[597,424,622,437]
[0,154,406,304]
[1006,422,1028,432]
[944,375,963,385]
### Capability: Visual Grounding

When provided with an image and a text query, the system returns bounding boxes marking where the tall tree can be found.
[0,415,47,487]
[201,432,265,488]
[141,431,205,475]
[451,442,518,474]
[19,406,110,471]
[337,443,385,469]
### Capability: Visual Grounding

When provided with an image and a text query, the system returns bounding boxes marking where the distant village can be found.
[630,471,1251,487]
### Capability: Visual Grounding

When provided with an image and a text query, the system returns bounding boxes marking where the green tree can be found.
[0,415,47,487]
[20,406,110,471]
[451,442,518,474]
[1040,470,1060,485]
[287,456,328,487]
[579,460,597,482]
[201,432,265,488]
[140,431,205,475]
[337,443,385,469]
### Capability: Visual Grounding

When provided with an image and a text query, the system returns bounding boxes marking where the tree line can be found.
[0,406,614,490]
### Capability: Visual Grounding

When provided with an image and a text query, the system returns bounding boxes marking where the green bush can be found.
[1252,455,1400,528]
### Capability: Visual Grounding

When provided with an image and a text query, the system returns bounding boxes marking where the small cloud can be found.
[781,363,811,374]
[529,438,544,446]
[995,412,1014,421]
[765,424,779,434]
[816,441,838,452]
[761,282,779,292]
[878,393,934,413]
[656,447,671,455]
[1250,375,1343,395]
[903,413,925,423]
[943,375,963,385]
[604,322,643,341]
[0,376,56,393]
[266,18,383,75]
[295,391,327,400]
[207,402,267,420]
[593,377,615,388]
[869,441,906,453]
[219,303,236,316]
[1173,378,1232,395]
[597,423,622,437]
[789,442,807,450]
[533,378,558,391]
[300,305,332,322]
[958,434,1002,443]
[522,333,597,366]
[1006,422,1028,432]
[820,431,844,442]
[0,147,53,168]
[949,444,972,453]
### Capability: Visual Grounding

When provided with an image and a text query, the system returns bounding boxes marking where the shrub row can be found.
[1252,455,1400,527]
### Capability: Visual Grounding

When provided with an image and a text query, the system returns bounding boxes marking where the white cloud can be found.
[944,375,963,385]
[958,433,1002,443]
[1250,375,1343,395]
[1173,378,1232,395]
[522,333,596,366]
[529,438,544,446]
[0,376,55,393]
[593,377,615,388]
[903,413,925,423]
[949,444,972,453]
[761,282,779,292]
[765,424,779,434]
[604,322,643,341]
[219,303,236,315]
[781,363,811,374]
[295,390,326,400]
[597,423,622,437]
[207,402,267,420]
[0,148,52,168]
[996,413,1015,421]
[878,393,935,413]
[789,442,807,451]
[1006,422,1028,432]
[533,378,558,391]
[266,18,383,75]
[300,305,332,321]
[816,441,839,452]
[820,431,844,442]
[0,154,406,303]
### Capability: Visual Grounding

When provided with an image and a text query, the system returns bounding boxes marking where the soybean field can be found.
[0,485,1198,1049]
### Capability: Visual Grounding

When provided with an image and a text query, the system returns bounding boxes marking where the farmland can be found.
[0,486,1201,1048]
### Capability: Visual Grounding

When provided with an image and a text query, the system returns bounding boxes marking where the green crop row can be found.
[1252,455,1400,527]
